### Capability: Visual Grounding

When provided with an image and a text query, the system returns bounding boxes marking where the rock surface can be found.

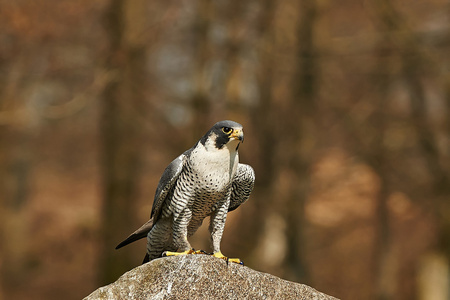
[84,255,338,300]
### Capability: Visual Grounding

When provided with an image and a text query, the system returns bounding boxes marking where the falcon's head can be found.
[200,120,244,151]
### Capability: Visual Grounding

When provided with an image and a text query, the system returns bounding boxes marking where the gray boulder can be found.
[84,254,338,299]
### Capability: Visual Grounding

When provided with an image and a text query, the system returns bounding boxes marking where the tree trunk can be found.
[0,57,34,296]
[190,0,213,141]
[99,0,148,285]
[283,0,319,284]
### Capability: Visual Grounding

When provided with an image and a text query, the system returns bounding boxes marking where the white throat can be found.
[192,133,240,180]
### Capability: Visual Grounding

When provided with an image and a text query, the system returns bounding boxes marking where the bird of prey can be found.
[116,120,255,264]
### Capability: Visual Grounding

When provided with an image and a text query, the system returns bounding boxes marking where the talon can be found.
[162,248,210,257]
[212,252,243,265]
[162,249,195,257]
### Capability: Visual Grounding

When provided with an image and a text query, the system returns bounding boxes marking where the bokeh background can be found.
[1,0,449,299]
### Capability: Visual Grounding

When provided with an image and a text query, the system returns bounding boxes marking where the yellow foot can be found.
[162,249,207,257]
[192,249,208,255]
[212,252,244,265]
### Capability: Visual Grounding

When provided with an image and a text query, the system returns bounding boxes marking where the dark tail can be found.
[142,253,150,264]
[115,219,154,249]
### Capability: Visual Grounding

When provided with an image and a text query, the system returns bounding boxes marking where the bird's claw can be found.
[162,248,208,257]
[192,249,208,255]
[212,252,244,265]
[162,249,193,257]
[161,249,243,265]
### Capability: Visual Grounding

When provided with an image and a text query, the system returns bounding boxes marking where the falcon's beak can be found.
[231,129,244,142]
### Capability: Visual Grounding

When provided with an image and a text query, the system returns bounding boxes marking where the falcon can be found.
[116,120,255,264]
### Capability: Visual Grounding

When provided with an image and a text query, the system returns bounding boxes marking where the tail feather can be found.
[115,219,154,249]
[142,253,150,264]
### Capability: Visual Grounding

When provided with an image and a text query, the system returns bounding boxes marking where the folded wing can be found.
[115,153,186,249]
[228,163,255,212]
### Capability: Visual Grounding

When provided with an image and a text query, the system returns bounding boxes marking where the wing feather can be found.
[150,152,187,220]
[228,163,255,212]
[115,152,187,250]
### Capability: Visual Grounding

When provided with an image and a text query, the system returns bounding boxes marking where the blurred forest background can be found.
[0,0,449,299]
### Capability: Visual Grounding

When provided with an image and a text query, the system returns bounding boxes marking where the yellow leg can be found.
[162,249,195,257]
[162,249,207,257]
[212,252,244,265]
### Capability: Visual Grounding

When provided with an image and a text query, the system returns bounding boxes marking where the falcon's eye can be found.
[222,127,233,134]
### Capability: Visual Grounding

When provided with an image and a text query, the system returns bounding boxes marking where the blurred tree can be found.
[0,17,37,295]
[99,0,149,284]
[189,0,214,140]
[371,1,450,299]
[282,0,319,284]
[368,2,399,299]
[0,88,33,296]
[251,0,277,192]
[246,0,278,261]
[398,9,450,300]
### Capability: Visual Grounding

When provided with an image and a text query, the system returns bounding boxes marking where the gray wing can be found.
[228,163,255,212]
[116,152,187,250]
[150,152,187,220]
